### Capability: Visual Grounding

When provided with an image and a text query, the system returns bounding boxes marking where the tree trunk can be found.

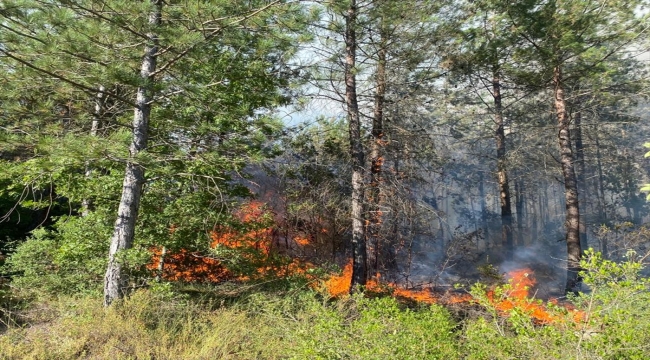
[104,0,161,307]
[531,192,538,243]
[593,132,608,257]
[367,23,387,276]
[479,172,488,243]
[345,0,367,291]
[515,178,525,246]
[541,187,549,233]
[574,111,588,252]
[155,246,167,282]
[82,85,105,217]
[553,65,582,294]
[493,75,514,256]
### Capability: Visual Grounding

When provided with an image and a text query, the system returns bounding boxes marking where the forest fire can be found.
[324,260,470,304]
[147,201,584,326]
[148,201,318,282]
[324,262,583,325]
[489,268,555,323]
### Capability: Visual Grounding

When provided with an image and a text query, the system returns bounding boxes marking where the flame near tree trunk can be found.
[325,262,583,325]
[146,200,584,326]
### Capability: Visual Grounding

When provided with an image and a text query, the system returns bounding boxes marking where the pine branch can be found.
[0,49,138,107]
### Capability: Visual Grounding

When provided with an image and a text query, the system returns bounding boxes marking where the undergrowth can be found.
[1,250,649,359]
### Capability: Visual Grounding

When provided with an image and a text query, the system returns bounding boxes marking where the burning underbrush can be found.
[146,201,585,327]
[147,201,318,283]
[324,261,585,326]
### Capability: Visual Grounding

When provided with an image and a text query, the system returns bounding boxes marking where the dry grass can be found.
[0,290,288,360]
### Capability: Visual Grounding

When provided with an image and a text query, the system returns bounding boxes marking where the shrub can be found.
[288,294,459,359]
[3,212,114,296]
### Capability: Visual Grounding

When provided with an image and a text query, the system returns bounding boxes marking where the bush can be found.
[3,212,113,296]
[460,249,650,359]
[574,249,650,359]
[287,294,459,359]
[3,209,155,297]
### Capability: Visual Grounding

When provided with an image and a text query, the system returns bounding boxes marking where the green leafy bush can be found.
[4,211,116,296]
[460,249,650,359]
[573,249,650,359]
[288,294,459,359]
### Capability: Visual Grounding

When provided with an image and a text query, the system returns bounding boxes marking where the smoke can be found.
[498,244,568,299]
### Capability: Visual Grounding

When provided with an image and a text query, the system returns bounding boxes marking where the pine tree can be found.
[507,0,649,293]
[0,0,308,303]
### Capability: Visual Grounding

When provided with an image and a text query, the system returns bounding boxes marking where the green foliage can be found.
[0,0,313,298]
[0,288,460,360]
[3,253,650,360]
[573,249,650,359]
[0,289,287,359]
[288,294,459,359]
[4,211,116,296]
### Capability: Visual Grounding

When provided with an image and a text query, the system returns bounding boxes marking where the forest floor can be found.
[1,276,648,360]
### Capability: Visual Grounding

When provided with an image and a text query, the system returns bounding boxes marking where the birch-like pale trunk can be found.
[104,0,161,307]
[553,65,582,294]
[82,85,105,217]
[345,0,367,291]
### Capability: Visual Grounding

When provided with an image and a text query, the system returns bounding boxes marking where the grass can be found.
[2,255,650,360]
[0,284,461,360]
[0,289,289,359]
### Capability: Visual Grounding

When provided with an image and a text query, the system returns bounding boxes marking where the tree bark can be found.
[479,172,488,243]
[515,178,525,246]
[531,192,538,243]
[574,111,588,252]
[155,246,167,282]
[345,0,367,291]
[553,65,582,294]
[593,132,608,257]
[104,0,161,307]
[367,22,387,276]
[493,75,514,256]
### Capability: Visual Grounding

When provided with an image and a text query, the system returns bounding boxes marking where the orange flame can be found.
[391,287,439,303]
[323,262,584,325]
[488,268,557,323]
[294,236,311,246]
[147,248,231,283]
[324,261,353,297]
[149,201,280,282]
[210,201,274,254]
[323,260,472,305]
[488,268,585,324]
